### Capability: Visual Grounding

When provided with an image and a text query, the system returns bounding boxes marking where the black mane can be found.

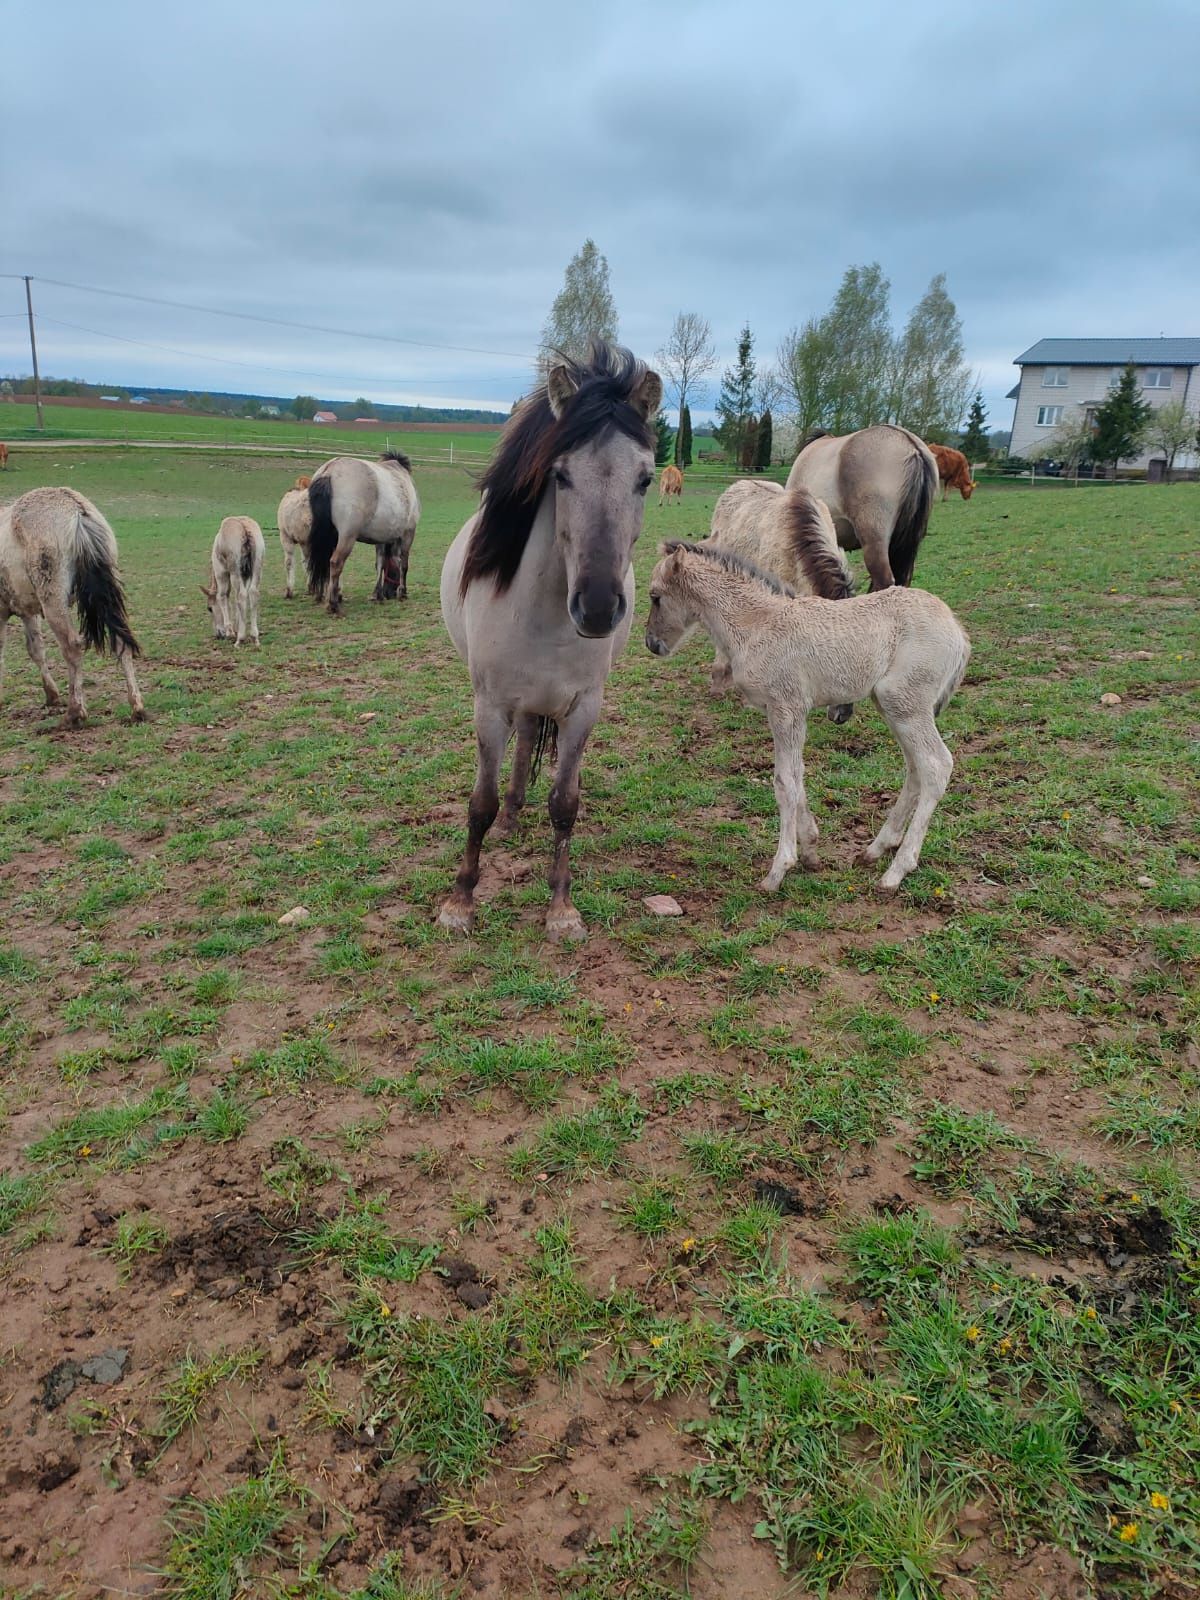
[380,449,412,471]
[459,341,655,598]
[663,539,795,597]
[781,487,854,601]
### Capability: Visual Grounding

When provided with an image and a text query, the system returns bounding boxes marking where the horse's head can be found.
[200,581,228,638]
[644,543,702,658]
[546,357,662,639]
[380,550,404,598]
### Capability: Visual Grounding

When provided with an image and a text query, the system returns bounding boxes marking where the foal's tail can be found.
[306,475,337,596]
[889,442,937,586]
[935,622,972,718]
[529,716,558,785]
[71,504,141,656]
[239,526,256,583]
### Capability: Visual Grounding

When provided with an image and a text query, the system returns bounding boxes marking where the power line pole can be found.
[24,276,44,430]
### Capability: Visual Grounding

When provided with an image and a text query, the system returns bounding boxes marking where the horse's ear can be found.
[630,367,664,421]
[546,363,579,418]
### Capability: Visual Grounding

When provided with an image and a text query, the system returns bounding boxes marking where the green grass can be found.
[0,451,1196,1598]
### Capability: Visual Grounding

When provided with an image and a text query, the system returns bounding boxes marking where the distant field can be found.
[0,451,1197,1600]
[0,400,503,464]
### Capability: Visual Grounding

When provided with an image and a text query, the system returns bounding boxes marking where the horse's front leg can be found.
[760,709,817,891]
[545,694,600,943]
[437,702,510,933]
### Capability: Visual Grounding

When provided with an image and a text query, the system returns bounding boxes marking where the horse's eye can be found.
[554,468,572,488]
[637,475,652,495]
[650,595,660,607]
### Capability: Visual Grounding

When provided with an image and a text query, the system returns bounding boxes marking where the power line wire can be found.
[1,273,533,361]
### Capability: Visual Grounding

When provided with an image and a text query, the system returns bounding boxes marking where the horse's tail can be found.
[935,621,972,718]
[239,524,255,583]
[781,485,854,600]
[306,475,336,596]
[529,716,558,786]
[70,503,140,656]
[889,442,937,587]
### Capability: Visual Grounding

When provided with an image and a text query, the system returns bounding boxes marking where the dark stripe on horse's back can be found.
[781,489,854,600]
[460,341,655,599]
[662,538,795,597]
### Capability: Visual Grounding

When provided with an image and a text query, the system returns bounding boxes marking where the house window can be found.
[1042,367,1069,387]
[1036,405,1063,426]
[1143,368,1172,389]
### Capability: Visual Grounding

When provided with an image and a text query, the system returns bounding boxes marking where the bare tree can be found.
[538,239,618,369]
[1144,398,1196,481]
[1028,408,1096,480]
[656,312,716,465]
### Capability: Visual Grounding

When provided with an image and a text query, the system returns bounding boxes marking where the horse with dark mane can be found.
[787,424,938,589]
[438,341,662,940]
[305,451,420,611]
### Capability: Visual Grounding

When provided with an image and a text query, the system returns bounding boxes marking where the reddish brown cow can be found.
[658,463,683,507]
[0,443,9,471]
[928,442,976,501]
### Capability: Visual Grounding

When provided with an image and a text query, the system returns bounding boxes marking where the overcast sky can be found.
[3,0,1198,426]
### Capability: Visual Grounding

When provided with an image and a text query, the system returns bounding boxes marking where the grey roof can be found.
[1015,337,1200,367]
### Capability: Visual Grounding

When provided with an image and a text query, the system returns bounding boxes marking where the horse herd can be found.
[0,342,972,934]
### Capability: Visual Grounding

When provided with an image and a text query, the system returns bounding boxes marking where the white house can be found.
[1009,338,1200,471]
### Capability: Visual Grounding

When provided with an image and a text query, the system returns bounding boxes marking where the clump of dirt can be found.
[437,1254,494,1308]
[373,1475,437,1536]
[752,1177,829,1217]
[146,1207,309,1295]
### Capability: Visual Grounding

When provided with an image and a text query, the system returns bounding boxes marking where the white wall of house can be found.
[1011,363,1200,468]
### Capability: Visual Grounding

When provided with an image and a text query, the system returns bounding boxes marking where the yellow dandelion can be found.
[1119,1522,1138,1543]
[1169,1400,1183,1416]
[814,1551,825,1562]
[989,1281,1001,1291]
[929,991,941,1004]
[378,1302,392,1319]
[680,1237,697,1253]
[997,1336,1013,1354]
[1084,1307,1098,1320]
[649,1335,665,1349]
[1150,1492,1170,1512]
[933,887,945,897]
[965,1325,981,1342]
[1061,810,1071,821]
[1129,1193,1141,1204]
[79,1144,93,1158]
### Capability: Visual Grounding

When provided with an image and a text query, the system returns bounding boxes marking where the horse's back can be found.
[315,456,419,545]
[278,489,311,544]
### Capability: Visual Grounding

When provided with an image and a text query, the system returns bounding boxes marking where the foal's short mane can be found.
[460,342,656,598]
[781,487,854,601]
[380,449,413,471]
[663,539,795,597]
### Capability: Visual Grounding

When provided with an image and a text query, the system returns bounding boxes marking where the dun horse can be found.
[277,485,313,598]
[706,478,854,718]
[0,486,144,725]
[787,424,937,589]
[658,463,683,506]
[439,341,662,940]
[645,541,968,892]
[202,516,265,645]
[306,452,420,612]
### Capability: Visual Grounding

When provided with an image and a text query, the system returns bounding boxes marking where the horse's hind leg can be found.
[115,636,146,721]
[496,713,538,837]
[438,702,509,933]
[327,537,354,613]
[545,692,601,942]
[709,649,733,696]
[21,617,62,708]
[859,524,896,591]
[874,709,953,892]
[282,537,295,599]
[399,540,410,600]
[38,591,87,726]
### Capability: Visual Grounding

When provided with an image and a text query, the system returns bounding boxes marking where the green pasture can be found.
[0,451,1196,1599]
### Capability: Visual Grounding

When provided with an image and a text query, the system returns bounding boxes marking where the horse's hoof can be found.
[546,908,587,943]
[855,847,881,867]
[130,708,147,723]
[875,879,902,898]
[437,899,474,933]
[66,711,87,729]
[758,874,783,893]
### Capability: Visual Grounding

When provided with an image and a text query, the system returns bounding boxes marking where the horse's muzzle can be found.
[569,587,626,639]
[644,630,670,657]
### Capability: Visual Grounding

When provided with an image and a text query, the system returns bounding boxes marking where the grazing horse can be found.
[644,541,969,893]
[305,452,420,612]
[0,486,145,726]
[277,486,313,598]
[706,478,855,720]
[787,424,937,590]
[658,463,683,506]
[438,341,662,941]
[928,442,977,501]
[202,516,265,645]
